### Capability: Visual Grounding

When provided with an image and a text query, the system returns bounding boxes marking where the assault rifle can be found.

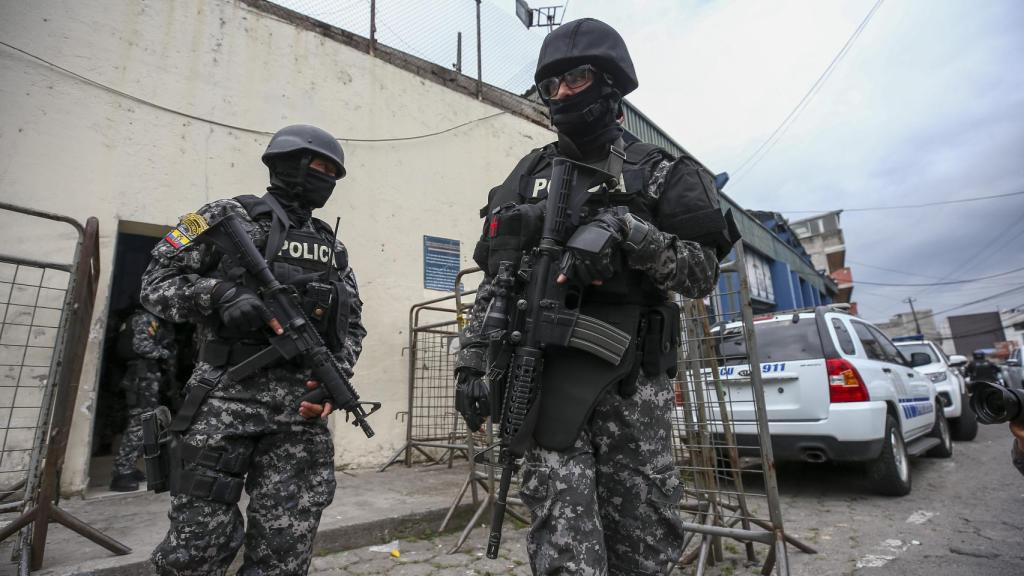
[208,214,381,437]
[485,157,633,558]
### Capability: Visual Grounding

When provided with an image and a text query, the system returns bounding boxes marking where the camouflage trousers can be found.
[151,374,337,576]
[113,373,162,476]
[519,372,685,576]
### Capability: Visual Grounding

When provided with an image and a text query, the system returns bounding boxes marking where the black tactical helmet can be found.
[262,124,346,179]
[535,18,638,96]
[972,351,986,360]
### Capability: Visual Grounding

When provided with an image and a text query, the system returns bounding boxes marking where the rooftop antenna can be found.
[515,0,564,31]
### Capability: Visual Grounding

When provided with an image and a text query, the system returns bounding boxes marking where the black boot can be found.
[131,469,146,482]
[110,473,140,492]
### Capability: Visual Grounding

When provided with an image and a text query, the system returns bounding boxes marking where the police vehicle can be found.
[894,338,976,441]
[703,305,951,496]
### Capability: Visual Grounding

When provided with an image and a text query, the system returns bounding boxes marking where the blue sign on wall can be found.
[423,235,461,292]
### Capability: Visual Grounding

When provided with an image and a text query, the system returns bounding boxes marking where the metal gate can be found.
[0,202,128,573]
[671,245,814,575]
[379,268,482,471]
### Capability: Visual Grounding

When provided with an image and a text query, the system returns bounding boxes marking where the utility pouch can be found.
[642,303,681,378]
[303,281,334,330]
[141,406,177,494]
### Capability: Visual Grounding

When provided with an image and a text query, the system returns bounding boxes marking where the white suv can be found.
[710,306,951,496]
[895,339,976,441]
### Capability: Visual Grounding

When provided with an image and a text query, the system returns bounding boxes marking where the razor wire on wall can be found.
[269,0,550,94]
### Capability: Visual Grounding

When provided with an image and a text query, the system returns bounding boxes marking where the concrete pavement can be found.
[0,464,474,576]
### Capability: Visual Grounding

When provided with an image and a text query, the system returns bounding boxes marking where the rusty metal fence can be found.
[0,202,128,573]
[671,245,813,575]
[379,268,482,471]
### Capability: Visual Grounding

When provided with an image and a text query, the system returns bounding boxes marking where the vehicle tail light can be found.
[827,358,869,403]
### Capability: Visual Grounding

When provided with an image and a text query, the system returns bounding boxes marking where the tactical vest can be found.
[201,195,351,364]
[476,140,721,450]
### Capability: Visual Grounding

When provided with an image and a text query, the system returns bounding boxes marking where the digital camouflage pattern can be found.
[460,146,720,574]
[142,198,365,575]
[520,372,684,575]
[113,309,175,477]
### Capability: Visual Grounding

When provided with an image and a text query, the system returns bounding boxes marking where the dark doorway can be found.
[89,222,196,490]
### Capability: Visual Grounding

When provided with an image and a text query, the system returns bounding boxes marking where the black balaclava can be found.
[548,81,623,161]
[267,153,336,225]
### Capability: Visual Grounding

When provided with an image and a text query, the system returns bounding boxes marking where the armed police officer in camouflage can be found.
[110,305,176,492]
[141,124,369,575]
[455,19,737,575]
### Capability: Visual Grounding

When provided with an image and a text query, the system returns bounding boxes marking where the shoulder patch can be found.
[163,212,209,249]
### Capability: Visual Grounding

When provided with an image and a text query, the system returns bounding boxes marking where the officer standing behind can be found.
[110,304,176,492]
[141,125,366,575]
[455,19,734,575]
[965,351,1002,388]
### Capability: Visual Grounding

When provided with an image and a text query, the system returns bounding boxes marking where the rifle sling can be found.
[170,368,226,433]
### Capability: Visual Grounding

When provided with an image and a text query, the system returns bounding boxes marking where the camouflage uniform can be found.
[142,198,366,575]
[462,141,722,575]
[113,308,175,477]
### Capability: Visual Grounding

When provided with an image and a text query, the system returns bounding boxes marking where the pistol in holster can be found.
[141,406,178,493]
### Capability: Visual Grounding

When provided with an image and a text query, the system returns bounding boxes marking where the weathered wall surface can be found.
[0,0,553,494]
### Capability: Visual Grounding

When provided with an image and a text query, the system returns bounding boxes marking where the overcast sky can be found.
[279,0,1024,327]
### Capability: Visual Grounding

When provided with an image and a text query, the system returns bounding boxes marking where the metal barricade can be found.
[672,245,814,575]
[379,268,482,471]
[0,202,129,573]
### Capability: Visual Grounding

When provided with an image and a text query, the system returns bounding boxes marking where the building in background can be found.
[876,309,941,343]
[948,312,1007,357]
[789,210,854,307]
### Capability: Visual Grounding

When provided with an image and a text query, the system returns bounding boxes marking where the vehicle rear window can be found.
[718,318,825,366]
[831,318,856,355]
[899,343,938,363]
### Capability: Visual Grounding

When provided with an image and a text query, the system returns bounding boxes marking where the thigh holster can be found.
[172,442,251,504]
[173,469,245,504]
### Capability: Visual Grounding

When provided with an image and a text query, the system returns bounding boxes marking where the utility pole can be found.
[904,297,923,336]
[475,0,482,99]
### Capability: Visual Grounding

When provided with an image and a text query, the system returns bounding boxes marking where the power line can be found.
[920,285,1024,320]
[731,0,885,181]
[778,189,1024,214]
[915,197,1024,299]
[848,260,951,281]
[0,40,506,143]
[855,265,1024,287]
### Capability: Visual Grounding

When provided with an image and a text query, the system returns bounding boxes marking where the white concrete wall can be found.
[0,0,554,494]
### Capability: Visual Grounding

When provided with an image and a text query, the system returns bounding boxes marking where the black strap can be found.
[169,368,225,433]
[259,193,293,261]
[175,469,244,504]
[179,443,249,475]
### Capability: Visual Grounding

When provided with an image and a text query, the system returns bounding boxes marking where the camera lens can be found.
[970,381,1024,425]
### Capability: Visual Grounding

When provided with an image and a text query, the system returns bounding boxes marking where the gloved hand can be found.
[455,367,490,432]
[212,282,277,333]
[558,209,627,285]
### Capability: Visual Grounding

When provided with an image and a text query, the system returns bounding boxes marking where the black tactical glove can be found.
[455,368,490,432]
[558,209,627,285]
[454,345,490,431]
[211,281,274,333]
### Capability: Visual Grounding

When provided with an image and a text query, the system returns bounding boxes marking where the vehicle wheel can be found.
[950,393,979,441]
[866,415,911,496]
[926,403,953,458]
